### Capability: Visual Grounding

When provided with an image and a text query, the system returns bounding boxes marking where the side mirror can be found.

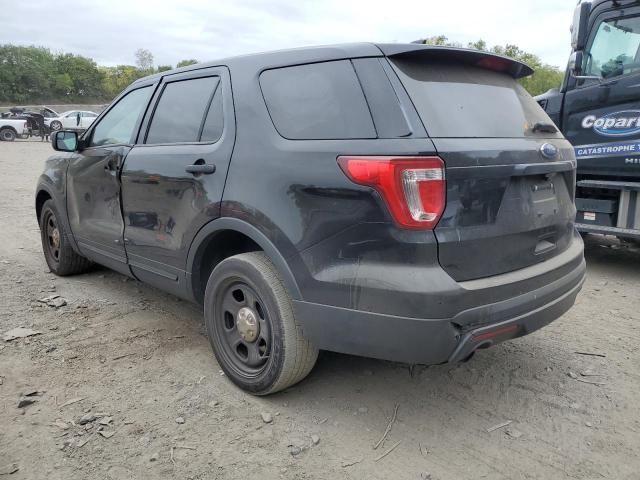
[571,2,591,51]
[569,50,602,83]
[52,130,78,152]
[569,50,584,76]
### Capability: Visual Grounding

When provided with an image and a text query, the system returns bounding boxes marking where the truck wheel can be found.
[204,252,318,395]
[50,120,62,131]
[39,199,92,276]
[0,128,16,141]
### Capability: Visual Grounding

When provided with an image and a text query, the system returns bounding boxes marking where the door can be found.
[62,111,81,129]
[66,85,154,275]
[563,7,640,177]
[81,111,98,129]
[120,67,235,295]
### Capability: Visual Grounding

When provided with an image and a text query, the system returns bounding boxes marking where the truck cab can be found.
[537,0,640,240]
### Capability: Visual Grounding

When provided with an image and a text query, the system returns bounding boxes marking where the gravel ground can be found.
[1,139,639,480]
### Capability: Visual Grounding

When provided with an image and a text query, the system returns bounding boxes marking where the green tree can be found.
[156,65,173,72]
[0,45,54,103]
[176,59,199,68]
[53,53,104,99]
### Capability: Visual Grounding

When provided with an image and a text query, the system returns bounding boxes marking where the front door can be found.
[563,7,640,178]
[120,67,235,295]
[66,85,154,275]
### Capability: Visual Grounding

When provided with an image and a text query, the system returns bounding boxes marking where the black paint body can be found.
[36,43,585,365]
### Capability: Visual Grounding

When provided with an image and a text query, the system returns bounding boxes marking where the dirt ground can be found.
[0,139,639,480]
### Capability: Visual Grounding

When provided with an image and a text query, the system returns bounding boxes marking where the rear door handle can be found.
[185,161,216,175]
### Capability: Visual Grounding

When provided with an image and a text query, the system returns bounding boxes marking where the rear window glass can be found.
[260,60,376,140]
[391,59,558,138]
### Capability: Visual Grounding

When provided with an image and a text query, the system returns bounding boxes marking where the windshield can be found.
[585,15,640,78]
[390,59,559,138]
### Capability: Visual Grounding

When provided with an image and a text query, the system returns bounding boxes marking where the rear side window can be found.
[260,60,376,140]
[391,59,558,138]
[146,76,220,144]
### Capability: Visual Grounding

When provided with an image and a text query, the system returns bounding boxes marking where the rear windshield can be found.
[391,59,559,138]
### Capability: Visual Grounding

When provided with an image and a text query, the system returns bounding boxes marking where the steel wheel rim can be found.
[44,211,61,263]
[215,280,272,377]
[1,130,13,140]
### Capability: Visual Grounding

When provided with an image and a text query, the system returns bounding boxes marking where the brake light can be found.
[337,156,446,230]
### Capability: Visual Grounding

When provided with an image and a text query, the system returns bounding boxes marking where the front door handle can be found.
[185,160,216,175]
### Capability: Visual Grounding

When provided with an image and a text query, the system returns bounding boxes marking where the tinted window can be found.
[260,61,376,140]
[146,76,219,144]
[200,85,224,142]
[391,60,558,138]
[91,87,152,146]
[586,16,640,78]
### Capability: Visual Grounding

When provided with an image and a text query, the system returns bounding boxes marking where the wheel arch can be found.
[187,217,302,304]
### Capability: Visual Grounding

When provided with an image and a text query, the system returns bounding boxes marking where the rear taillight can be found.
[337,156,446,230]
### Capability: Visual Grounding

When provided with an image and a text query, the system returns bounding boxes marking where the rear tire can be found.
[204,252,318,395]
[0,128,16,141]
[39,199,92,276]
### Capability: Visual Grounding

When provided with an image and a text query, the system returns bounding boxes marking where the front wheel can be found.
[204,252,318,395]
[50,120,62,131]
[39,199,92,276]
[0,128,16,141]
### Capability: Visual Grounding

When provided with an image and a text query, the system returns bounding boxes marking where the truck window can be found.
[585,16,640,79]
[260,61,376,140]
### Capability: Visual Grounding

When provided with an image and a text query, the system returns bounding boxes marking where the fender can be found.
[186,217,302,302]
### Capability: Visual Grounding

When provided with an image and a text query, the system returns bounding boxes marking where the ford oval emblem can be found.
[540,143,558,159]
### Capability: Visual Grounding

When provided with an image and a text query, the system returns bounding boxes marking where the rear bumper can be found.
[293,253,586,365]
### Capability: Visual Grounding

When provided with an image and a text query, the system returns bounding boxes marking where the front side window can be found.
[586,15,640,79]
[146,76,220,144]
[90,86,152,147]
[65,111,78,118]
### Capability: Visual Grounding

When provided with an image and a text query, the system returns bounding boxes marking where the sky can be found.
[2,0,576,68]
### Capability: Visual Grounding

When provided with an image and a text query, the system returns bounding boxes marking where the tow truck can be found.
[537,0,640,240]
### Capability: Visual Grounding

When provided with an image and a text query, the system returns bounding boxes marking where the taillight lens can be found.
[337,156,446,230]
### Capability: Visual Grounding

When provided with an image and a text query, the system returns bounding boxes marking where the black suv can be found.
[37,43,586,395]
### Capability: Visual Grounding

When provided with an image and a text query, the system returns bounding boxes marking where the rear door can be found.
[563,7,640,178]
[120,66,235,294]
[389,57,577,281]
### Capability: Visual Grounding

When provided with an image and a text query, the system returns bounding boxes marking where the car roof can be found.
[131,42,533,87]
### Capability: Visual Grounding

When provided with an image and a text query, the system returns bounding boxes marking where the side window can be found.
[65,111,78,118]
[260,60,376,140]
[146,76,219,144]
[90,87,152,147]
[586,15,640,79]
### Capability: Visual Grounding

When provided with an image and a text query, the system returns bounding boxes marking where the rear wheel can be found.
[40,199,92,275]
[204,252,318,395]
[0,128,16,141]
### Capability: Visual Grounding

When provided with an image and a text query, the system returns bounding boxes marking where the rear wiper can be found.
[531,122,558,134]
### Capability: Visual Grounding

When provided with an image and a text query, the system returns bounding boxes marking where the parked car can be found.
[46,110,98,131]
[0,118,28,141]
[36,43,586,395]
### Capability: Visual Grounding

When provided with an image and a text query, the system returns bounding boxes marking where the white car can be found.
[46,110,99,131]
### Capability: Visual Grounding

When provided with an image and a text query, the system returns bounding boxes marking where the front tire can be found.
[204,252,318,395]
[0,128,16,141]
[39,199,92,276]
[50,120,62,131]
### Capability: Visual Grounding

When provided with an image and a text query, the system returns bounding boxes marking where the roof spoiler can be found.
[376,44,534,79]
